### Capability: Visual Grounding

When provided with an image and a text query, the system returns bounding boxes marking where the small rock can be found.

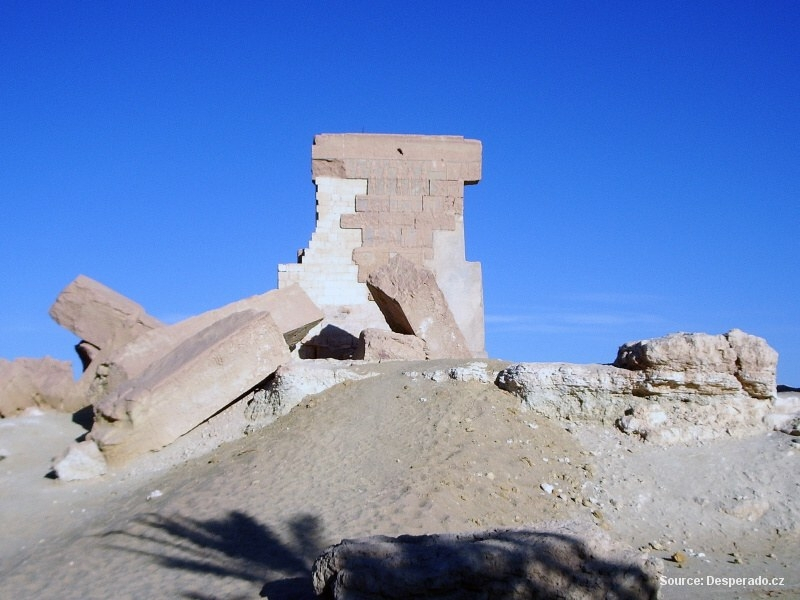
[671,551,687,567]
[146,490,163,501]
[540,483,554,494]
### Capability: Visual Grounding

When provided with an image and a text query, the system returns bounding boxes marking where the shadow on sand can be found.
[101,510,321,599]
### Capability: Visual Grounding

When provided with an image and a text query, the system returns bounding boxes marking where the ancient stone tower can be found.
[278,134,485,358]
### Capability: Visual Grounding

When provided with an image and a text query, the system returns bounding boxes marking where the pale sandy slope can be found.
[0,360,797,599]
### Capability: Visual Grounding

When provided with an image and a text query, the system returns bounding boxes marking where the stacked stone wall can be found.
[278,134,485,358]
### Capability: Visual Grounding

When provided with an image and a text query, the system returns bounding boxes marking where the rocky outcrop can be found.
[243,360,378,431]
[496,363,640,425]
[312,523,661,599]
[90,310,291,464]
[354,328,427,361]
[497,330,779,444]
[49,275,163,355]
[614,329,778,399]
[366,255,473,359]
[0,357,78,416]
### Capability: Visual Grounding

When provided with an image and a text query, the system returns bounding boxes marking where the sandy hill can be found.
[0,360,798,599]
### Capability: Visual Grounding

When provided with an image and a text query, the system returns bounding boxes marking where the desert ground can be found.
[1,359,798,599]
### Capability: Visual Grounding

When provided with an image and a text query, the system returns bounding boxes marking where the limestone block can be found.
[496,362,641,424]
[366,255,473,359]
[354,328,427,361]
[312,523,661,599]
[49,275,163,351]
[725,328,778,398]
[614,330,778,400]
[90,310,291,464]
[0,357,78,416]
[498,329,778,444]
[52,440,107,481]
[243,360,378,429]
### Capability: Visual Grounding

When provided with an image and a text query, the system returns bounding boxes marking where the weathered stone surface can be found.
[49,275,163,351]
[52,440,107,481]
[280,133,485,359]
[243,360,378,431]
[312,523,661,599]
[0,357,78,416]
[82,284,322,406]
[497,330,779,444]
[366,255,472,359]
[90,310,291,464]
[496,363,641,425]
[614,329,778,399]
[354,328,427,361]
[726,328,779,398]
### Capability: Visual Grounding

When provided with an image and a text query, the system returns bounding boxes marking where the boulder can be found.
[354,328,427,361]
[312,523,661,599]
[49,275,163,352]
[614,329,778,399]
[82,284,323,406]
[90,310,291,464]
[366,255,472,359]
[52,440,107,481]
[0,357,78,416]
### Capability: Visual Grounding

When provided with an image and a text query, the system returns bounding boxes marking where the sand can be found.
[0,360,797,599]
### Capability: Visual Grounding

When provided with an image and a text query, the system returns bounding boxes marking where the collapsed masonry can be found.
[278,134,485,359]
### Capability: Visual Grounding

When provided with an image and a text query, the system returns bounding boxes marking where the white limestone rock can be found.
[243,360,378,429]
[52,440,107,481]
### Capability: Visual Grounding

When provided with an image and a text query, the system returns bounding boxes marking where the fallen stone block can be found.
[312,522,661,599]
[0,357,78,416]
[52,440,107,481]
[90,309,291,464]
[366,255,472,359]
[49,274,163,352]
[353,328,427,361]
[83,284,322,406]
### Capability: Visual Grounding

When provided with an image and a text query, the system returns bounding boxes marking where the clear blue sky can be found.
[2,1,798,385]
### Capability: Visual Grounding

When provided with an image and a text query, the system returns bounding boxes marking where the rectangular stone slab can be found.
[90,309,290,464]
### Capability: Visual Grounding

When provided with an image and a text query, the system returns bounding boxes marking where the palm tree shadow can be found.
[101,510,321,599]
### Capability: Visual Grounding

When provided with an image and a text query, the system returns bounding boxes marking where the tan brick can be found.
[429,179,463,196]
[390,195,423,212]
[340,213,367,230]
[355,195,390,212]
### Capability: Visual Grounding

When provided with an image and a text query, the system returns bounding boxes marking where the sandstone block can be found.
[354,328,427,361]
[83,285,322,404]
[312,523,661,599]
[49,275,163,351]
[0,357,78,416]
[90,310,291,464]
[366,255,473,359]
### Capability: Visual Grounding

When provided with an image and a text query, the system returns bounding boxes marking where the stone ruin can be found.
[278,134,485,359]
[0,133,488,470]
[0,132,796,476]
